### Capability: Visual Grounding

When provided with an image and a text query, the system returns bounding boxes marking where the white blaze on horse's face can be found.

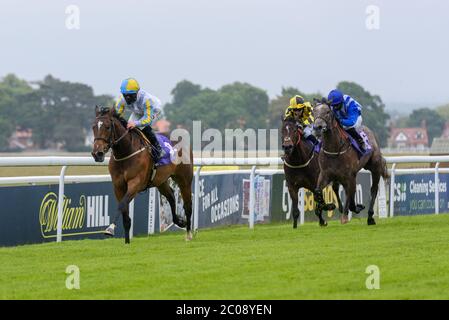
[98,121,103,130]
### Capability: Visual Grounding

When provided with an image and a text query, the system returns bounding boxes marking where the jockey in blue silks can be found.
[327,89,366,152]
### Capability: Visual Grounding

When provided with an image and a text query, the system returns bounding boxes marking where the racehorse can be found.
[91,106,194,243]
[312,101,389,225]
[281,117,343,227]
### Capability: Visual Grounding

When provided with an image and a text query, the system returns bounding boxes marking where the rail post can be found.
[299,188,305,225]
[193,166,202,232]
[249,165,257,229]
[389,163,396,218]
[57,166,67,243]
[435,162,440,215]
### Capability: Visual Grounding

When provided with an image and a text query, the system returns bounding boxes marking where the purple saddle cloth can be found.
[314,129,372,158]
[155,134,175,167]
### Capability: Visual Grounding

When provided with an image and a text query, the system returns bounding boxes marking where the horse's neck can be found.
[288,141,313,164]
[322,121,347,153]
[111,121,134,157]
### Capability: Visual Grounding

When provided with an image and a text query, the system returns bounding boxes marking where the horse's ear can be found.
[95,105,100,116]
[110,106,116,117]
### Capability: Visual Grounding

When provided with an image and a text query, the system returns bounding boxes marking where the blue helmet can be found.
[328,89,344,106]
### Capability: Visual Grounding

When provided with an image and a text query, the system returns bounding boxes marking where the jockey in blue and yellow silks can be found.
[115,78,165,162]
[284,95,319,145]
[327,89,366,152]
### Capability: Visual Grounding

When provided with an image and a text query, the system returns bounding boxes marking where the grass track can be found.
[1,214,449,300]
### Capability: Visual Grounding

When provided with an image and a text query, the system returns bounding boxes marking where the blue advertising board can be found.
[393,173,449,215]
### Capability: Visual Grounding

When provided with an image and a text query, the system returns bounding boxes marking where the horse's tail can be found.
[381,156,389,181]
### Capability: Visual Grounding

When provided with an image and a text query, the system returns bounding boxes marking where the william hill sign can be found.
[39,192,111,238]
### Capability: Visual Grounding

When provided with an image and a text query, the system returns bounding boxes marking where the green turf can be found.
[1,214,449,300]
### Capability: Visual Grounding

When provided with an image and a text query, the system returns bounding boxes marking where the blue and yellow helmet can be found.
[120,78,140,95]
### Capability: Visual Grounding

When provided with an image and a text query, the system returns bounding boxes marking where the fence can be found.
[1,155,449,244]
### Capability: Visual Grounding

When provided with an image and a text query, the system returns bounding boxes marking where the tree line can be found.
[3,73,444,151]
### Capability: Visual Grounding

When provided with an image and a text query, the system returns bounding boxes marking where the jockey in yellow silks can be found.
[284,95,319,145]
[115,78,165,162]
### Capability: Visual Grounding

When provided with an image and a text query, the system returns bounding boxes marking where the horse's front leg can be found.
[105,178,127,237]
[313,173,333,227]
[106,178,142,244]
[287,182,300,229]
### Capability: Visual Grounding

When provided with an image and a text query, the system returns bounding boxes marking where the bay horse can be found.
[281,118,343,227]
[91,106,194,243]
[312,102,389,225]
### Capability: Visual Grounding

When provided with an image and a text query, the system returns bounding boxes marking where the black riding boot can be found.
[346,127,366,152]
[306,134,319,145]
[142,126,164,163]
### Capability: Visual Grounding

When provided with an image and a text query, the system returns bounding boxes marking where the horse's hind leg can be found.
[287,182,300,228]
[173,174,193,240]
[158,181,186,229]
[367,169,380,226]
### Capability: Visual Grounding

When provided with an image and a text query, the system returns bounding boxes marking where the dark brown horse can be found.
[281,118,342,227]
[312,102,389,225]
[91,106,194,243]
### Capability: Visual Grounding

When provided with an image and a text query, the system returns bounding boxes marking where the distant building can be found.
[388,125,429,150]
[8,127,33,150]
[430,121,449,156]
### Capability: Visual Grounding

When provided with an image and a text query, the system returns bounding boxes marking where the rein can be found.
[282,125,315,169]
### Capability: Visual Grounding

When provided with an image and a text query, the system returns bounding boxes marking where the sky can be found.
[1,0,448,111]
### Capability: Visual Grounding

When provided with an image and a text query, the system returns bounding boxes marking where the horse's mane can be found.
[98,107,128,128]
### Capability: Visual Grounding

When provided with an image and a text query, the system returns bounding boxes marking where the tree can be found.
[267,87,323,128]
[406,108,445,144]
[436,103,449,120]
[336,81,390,147]
[16,75,112,150]
[0,74,33,149]
[165,81,270,131]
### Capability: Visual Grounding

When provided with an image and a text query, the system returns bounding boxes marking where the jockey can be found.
[284,95,319,145]
[327,89,366,152]
[115,78,165,162]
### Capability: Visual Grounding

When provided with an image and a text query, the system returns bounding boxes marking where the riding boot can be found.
[346,127,366,152]
[142,126,165,163]
[306,134,319,145]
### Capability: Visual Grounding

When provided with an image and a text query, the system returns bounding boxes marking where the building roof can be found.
[389,127,429,146]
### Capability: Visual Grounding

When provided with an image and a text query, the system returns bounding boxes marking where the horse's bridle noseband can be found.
[93,116,129,152]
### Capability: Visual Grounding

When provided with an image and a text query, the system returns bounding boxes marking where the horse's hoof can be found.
[293,222,298,229]
[324,203,336,211]
[355,204,365,213]
[104,227,114,237]
[340,215,349,224]
[367,218,376,226]
[185,232,193,241]
[320,221,328,227]
[174,218,187,229]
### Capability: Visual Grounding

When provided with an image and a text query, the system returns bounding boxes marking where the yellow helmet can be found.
[289,95,306,109]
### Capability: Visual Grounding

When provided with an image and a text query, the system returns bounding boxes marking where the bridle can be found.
[314,104,350,156]
[94,115,130,152]
[282,121,315,169]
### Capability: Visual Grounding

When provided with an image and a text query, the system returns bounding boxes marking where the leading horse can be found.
[91,106,193,243]
[281,117,343,227]
[312,101,389,225]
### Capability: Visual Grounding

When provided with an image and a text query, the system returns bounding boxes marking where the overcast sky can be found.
[1,0,448,109]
